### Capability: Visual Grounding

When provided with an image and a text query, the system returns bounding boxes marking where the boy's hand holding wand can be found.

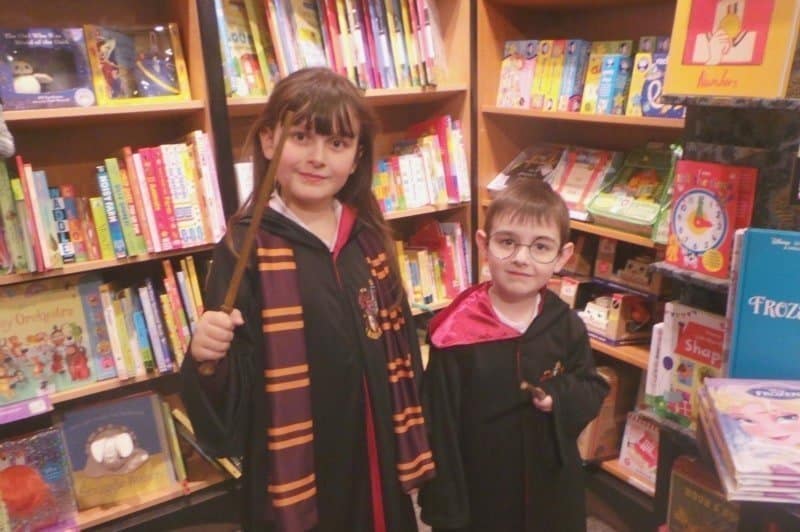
[196,112,295,377]
[520,380,553,412]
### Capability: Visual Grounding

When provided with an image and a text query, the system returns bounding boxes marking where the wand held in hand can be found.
[197,111,295,377]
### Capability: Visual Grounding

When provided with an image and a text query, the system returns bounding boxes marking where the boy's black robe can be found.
[419,284,609,532]
[180,209,421,531]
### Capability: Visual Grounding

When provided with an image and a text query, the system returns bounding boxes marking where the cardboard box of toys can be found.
[578,292,661,345]
[558,275,607,310]
[593,237,669,296]
[562,232,598,277]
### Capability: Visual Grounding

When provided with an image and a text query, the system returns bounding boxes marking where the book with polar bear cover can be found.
[0,28,96,110]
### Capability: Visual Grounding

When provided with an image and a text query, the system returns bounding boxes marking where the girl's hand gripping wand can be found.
[197,111,295,377]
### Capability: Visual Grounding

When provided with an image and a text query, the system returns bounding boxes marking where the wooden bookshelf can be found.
[482,105,685,129]
[570,221,658,248]
[5,101,206,128]
[76,478,227,530]
[600,458,655,497]
[384,202,469,221]
[590,339,649,369]
[0,244,215,287]
[50,373,172,405]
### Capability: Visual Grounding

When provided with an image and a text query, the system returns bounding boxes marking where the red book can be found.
[407,116,459,203]
[138,146,181,251]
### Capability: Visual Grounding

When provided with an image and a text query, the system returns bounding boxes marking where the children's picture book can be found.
[84,23,191,105]
[0,28,95,110]
[0,427,79,531]
[702,378,800,479]
[60,391,176,509]
[496,40,537,108]
[486,143,565,195]
[547,147,621,221]
[664,0,800,98]
[0,274,107,405]
[618,410,660,491]
[727,228,800,380]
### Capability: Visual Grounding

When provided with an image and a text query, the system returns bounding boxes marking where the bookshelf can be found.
[475,0,681,527]
[0,0,234,529]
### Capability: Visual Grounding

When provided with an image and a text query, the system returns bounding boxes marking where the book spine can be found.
[160,292,185,368]
[112,289,141,377]
[88,196,116,260]
[77,279,117,381]
[0,162,29,272]
[138,284,171,374]
[104,157,144,256]
[131,151,162,252]
[95,165,128,259]
[76,196,101,261]
[160,399,187,483]
[162,259,191,352]
[14,157,44,271]
[121,147,154,253]
[8,178,37,271]
[137,147,174,251]
[49,187,76,264]
[151,146,183,249]
[98,284,129,380]
[185,254,205,315]
[176,268,198,333]
[59,185,88,262]
[146,277,175,372]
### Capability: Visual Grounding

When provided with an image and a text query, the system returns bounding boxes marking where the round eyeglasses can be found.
[487,234,561,264]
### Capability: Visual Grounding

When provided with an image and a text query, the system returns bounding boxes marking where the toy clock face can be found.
[671,189,727,253]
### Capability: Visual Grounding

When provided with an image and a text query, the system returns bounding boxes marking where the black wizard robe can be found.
[418,283,609,532]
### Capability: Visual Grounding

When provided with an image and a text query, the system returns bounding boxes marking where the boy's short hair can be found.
[484,179,570,245]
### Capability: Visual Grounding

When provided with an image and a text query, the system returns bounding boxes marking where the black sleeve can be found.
[418,345,470,529]
[538,315,609,459]
[180,232,260,457]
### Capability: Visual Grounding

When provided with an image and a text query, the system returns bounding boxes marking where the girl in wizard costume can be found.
[182,68,434,531]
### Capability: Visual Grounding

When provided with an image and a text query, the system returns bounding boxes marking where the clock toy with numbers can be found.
[671,189,727,255]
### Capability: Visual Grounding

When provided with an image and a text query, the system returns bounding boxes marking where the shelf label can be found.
[0,395,53,424]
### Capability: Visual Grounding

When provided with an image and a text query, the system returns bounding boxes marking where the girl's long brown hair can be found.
[227,68,404,303]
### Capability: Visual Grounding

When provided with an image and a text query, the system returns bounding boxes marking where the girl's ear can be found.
[259,129,275,159]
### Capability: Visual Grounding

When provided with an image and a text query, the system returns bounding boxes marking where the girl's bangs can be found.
[283,94,358,138]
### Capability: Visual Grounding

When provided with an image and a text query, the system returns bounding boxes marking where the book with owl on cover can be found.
[0,427,79,532]
[60,391,176,509]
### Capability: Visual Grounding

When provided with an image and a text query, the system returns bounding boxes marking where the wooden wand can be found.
[197,111,295,377]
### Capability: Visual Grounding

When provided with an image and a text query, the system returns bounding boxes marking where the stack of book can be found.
[697,378,800,504]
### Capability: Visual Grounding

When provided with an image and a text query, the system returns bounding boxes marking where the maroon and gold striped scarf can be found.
[256,228,435,531]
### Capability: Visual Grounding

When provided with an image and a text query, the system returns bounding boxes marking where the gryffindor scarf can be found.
[256,228,435,531]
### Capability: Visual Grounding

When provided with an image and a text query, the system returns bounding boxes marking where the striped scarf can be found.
[256,229,435,531]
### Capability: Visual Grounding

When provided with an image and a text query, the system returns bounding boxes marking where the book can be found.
[664,0,800,99]
[486,143,565,194]
[617,410,660,491]
[727,228,800,379]
[667,455,739,531]
[0,427,79,531]
[0,28,95,110]
[496,40,537,108]
[701,378,800,480]
[84,23,191,105]
[0,274,106,400]
[60,392,177,509]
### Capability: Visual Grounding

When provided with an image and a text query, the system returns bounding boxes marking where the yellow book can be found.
[384,0,411,87]
[626,52,652,116]
[531,40,553,110]
[185,254,205,315]
[664,0,800,99]
[398,0,421,86]
[160,292,185,367]
[544,40,566,112]
[161,399,187,482]
[336,0,359,86]
[88,196,116,260]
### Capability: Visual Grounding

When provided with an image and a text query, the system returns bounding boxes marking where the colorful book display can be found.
[664,0,800,99]
[0,28,95,110]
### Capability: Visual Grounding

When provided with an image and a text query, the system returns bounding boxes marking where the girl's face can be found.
[260,120,360,211]
[731,403,800,446]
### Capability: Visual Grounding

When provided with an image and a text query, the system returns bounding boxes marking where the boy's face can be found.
[477,214,573,303]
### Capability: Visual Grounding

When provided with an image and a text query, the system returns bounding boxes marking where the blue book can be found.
[727,228,800,379]
[77,274,117,381]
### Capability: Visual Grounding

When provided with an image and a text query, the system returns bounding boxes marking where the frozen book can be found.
[703,378,800,479]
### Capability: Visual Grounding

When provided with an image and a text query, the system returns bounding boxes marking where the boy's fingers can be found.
[229,308,245,326]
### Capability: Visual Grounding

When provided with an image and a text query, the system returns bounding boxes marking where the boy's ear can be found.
[475,229,488,254]
[259,129,275,159]
[554,242,574,272]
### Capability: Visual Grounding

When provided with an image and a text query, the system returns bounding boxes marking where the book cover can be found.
[641,53,687,118]
[0,28,95,110]
[665,0,800,98]
[496,40,537,108]
[703,378,800,478]
[618,410,660,489]
[61,392,176,510]
[0,427,79,531]
[0,274,104,401]
[727,229,800,379]
[667,454,739,531]
[84,23,191,105]
[486,143,565,194]
[665,160,738,279]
